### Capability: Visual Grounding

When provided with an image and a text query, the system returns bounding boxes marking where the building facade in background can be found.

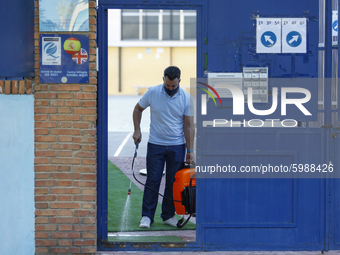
[107,9,197,95]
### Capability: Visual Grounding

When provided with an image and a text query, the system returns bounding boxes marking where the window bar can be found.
[319,0,326,47]
[159,10,163,41]
[139,9,143,40]
[310,0,326,127]
[331,0,339,127]
[180,10,184,40]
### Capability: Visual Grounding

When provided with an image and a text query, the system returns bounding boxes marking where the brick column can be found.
[34,1,97,254]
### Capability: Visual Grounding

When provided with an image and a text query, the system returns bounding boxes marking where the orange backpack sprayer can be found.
[173,164,196,228]
[130,140,196,228]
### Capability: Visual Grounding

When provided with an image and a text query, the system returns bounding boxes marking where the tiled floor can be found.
[98,251,340,255]
[108,230,196,242]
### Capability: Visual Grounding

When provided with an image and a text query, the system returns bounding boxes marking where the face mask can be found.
[164,85,179,96]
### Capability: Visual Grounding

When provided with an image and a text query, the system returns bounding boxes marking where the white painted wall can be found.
[108,9,121,46]
[0,95,34,255]
[107,9,197,47]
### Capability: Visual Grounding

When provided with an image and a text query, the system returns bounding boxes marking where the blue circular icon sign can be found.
[44,42,59,58]
[286,31,302,47]
[333,20,338,32]
[261,31,277,47]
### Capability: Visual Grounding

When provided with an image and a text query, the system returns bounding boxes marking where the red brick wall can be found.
[34,1,98,254]
[0,80,33,94]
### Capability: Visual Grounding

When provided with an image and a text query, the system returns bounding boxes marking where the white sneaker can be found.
[139,216,151,228]
[163,217,178,227]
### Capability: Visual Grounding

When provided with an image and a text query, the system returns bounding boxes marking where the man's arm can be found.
[184,115,195,164]
[132,103,145,144]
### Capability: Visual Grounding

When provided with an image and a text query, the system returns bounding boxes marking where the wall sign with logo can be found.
[332,10,338,46]
[40,34,89,84]
[256,17,307,54]
[332,11,338,36]
[282,18,307,53]
[256,18,282,53]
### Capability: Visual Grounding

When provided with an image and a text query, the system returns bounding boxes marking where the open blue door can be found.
[196,0,338,251]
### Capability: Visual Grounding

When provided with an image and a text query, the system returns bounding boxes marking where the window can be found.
[163,10,180,40]
[183,10,196,39]
[121,9,196,40]
[143,10,159,39]
[121,10,139,40]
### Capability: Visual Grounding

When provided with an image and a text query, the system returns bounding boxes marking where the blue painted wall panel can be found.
[203,179,294,224]
[0,0,34,77]
[330,132,340,250]
[0,95,34,255]
[197,128,325,248]
[206,0,318,77]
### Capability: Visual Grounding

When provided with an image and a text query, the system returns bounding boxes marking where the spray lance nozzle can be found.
[128,180,132,195]
[128,139,140,195]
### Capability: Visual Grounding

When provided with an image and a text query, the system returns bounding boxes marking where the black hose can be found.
[132,139,195,228]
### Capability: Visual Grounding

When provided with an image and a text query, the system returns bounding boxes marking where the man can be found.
[132,66,194,228]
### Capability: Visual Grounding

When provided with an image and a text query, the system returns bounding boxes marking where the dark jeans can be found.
[142,142,186,224]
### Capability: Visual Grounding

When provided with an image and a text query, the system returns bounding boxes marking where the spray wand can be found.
[128,139,140,195]
[128,139,193,228]
[128,182,132,195]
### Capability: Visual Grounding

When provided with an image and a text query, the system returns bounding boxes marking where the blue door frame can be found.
[97,0,207,251]
[97,0,339,252]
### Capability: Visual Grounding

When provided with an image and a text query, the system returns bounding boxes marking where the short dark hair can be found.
[164,66,181,80]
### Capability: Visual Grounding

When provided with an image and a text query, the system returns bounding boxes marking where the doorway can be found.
[97,1,206,251]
